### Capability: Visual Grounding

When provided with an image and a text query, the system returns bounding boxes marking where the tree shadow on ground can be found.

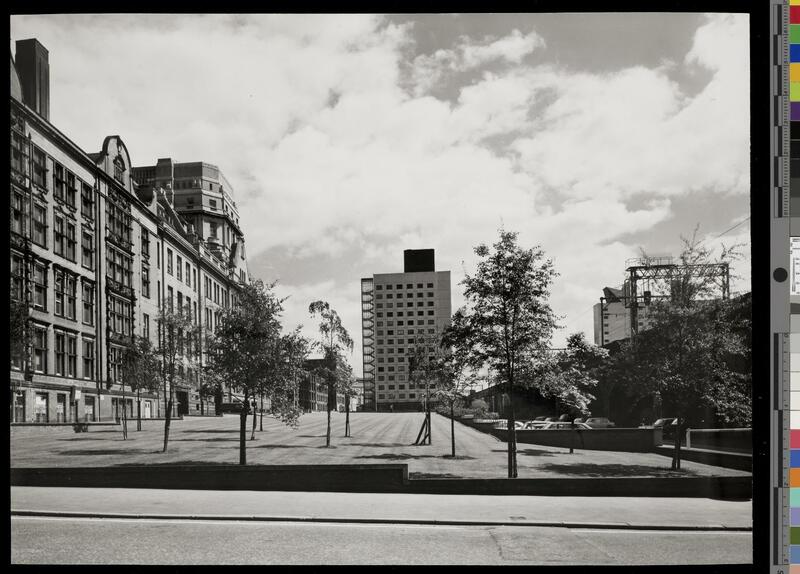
[537,463,700,478]
[409,472,464,479]
[251,444,316,449]
[115,460,229,466]
[355,453,472,461]
[514,448,560,457]
[60,449,152,456]
[177,430,242,434]
[170,437,240,442]
[440,455,476,460]
[297,435,324,438]
[347,442,409,448]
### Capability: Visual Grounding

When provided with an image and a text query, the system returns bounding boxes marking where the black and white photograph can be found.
[9,11,755,567]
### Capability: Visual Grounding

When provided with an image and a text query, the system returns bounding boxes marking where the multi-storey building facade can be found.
[360,249,451,412]
[9,38,250,423]
[297,359,345,413]
[593,285,655,346]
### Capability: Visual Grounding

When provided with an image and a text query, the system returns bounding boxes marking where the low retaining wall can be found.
[461,418,663,453]
[653,445,752,472]
[10,464,410,493]
[9,464,750,499]
[686,429,751,453]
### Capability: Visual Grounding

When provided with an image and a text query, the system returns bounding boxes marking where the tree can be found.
[406,329,445,445]
[308,300,353,448]
[156,302,200,453]
[537,333,607,453]
[437,312,479,457]
[335,356,358,438]
[120,335,160,434]
[207,280,299,465]
[618,229,749,469]
[10,298,29,369]
[455,229,559,478]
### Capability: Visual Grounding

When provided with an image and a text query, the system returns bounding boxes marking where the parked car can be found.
[584,417,616,428]
[653,417,678,439]
[492,420,526,430]
[521,421,548,430]
[539,422,593,430]
[557,414,572,422]
[573,417,585,424]
[544,417,559,422]
[533,416,547,421]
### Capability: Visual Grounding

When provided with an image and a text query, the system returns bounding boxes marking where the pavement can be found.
[10,412,751,479]
[10,486,752,531]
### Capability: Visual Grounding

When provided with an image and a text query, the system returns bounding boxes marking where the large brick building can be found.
[10,38,250,423]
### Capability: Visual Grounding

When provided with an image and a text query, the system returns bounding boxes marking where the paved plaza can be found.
[11,412,749,479]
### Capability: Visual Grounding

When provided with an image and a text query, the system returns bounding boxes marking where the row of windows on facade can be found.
[377,393,419,400]
[375,291,435,300]
[376,326,437,338]
[13,322,202,384]
[12,187,232,314]
[375,301,437,309]
[376,382,435,391]
[11,390,117,423]
[376,282,435,290]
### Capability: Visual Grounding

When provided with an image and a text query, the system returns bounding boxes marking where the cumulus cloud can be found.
[10,13,750,370]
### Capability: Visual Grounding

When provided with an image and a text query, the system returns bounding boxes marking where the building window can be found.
[11,252,24,301]
[31,146,46,188]
[54,269,76,320]
[185,262,191,287]
[106,245,132,288]
[11,189,25,236]
[34,393,49,423]
[427,301,434,306]
[114,157,125,183]
[53,162,66,201]
[81,183,94,219]
[55,331,66,375]
[32,203,47,247]
[66,172,78,208]
[106,202,132,246]
[141,228,150,258]
[66,220,76,261]
[210,222,218,238]
[167,249,173,275]
[142,266,151,298]
[82,282,95,325]
[33,262,47,310]
[79,231,93,272]
[33,325,47,373]
[108,345,123,383]
[67,335,77,378]
[54,214,64,257]
[82,339,95,380]
[168,286,174,311]
[11,130,27,175]
[176,255,183,281]
[143,313,150,339]
[427,311,434,316]
[109,295,132,337]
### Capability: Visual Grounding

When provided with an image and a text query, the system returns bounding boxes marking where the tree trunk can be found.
[326,406,331,447]
[569,421,575,454]
[121,383,128,440]
[259,394,264,432]
[239,400,248,465]
[162,398,173,453]
[450,402,456,457]
[507,381,518,478]
[672,416,683,470]
[136,388,141,432]
[345,394,351,438]
[250,400,257,440]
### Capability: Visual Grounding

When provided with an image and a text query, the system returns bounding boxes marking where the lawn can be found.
[10,412,750,479]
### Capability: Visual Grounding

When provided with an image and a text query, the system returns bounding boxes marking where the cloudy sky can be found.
[10,13,751,374]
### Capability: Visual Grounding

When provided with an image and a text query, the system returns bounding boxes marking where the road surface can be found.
[11,515,752,565]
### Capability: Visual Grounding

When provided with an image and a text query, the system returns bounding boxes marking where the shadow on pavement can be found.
[60,449,152,456]
[177,430,242,434]
[251,444,317,449]
[355,453,475,461]
[170,438,240,442]
[538,463,701,478]
[514,448,559,457]
[115,460,229,466]
[347,442,409,448]
[409,472,464,479]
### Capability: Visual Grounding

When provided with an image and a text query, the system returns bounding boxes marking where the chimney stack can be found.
[15,39,50,121]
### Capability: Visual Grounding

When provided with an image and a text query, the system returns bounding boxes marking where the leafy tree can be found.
[437,312,479,456]
[120,335,160,434]
[10,298,29,368]
[454,229,559,478]
[537,332,607,453]
[406,329,445,445]
[156,302,200,453]
[207,280,298,465]
[616,229,749,469]
[308,300,354,447]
